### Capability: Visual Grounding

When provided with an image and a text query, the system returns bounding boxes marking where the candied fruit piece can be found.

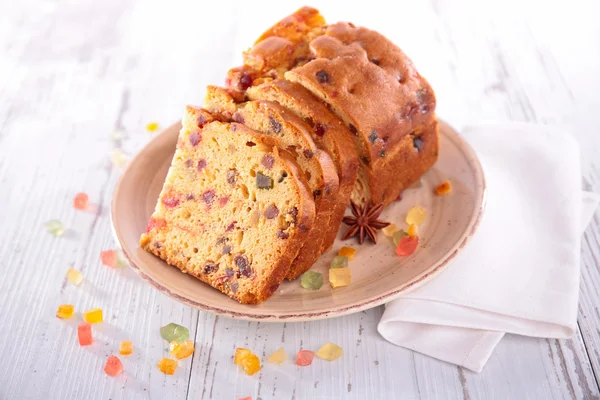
[73,192,89,210]
[120,340,133,355]
[104,355,123,376]
[300,271,323,290]
[267,347,287,364]
[169,340,195,360]
[407,223,419,238]
[66,268,83,285]
[330,255,348,268]
[329,268,351,288]
[381,224,399,237]
[100,250,117,268]
[234,348,252,365]
[393,230,408,247]
[436,180,452,196]
[238,397,253,400]
[316,342,343,361]
[111,149,128,167]
[256,172,273,189]
[241,354,261,375]
[396,236,419,256]
[78,322,92,346]
[83,308,103,324]
[116,250,128,268]
[296,350,315,366]
[56,304,74,319]
[337,247,356,260]
[160,323,189,342]
[157,358,178,375]
[45,220,66,237]
[406,205,426,226]
[146,122,160,132]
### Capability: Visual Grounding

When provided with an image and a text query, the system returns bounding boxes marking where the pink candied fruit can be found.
[395,236,419,256]
[146,217,166,233]
[104,355,123,376]
[162,196,180,208]
[78,322,92,346]
[73,192,89,210]
[100,250,117,268]
[296,350,315,366]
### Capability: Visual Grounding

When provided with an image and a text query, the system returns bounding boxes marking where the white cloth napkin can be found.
[377,123,600,372]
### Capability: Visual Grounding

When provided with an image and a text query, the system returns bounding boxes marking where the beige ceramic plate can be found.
[112,120,486,321]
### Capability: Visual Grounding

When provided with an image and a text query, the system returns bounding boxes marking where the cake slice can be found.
[247,79,359,249]
[204,86,339,279]
[140,107,315,303]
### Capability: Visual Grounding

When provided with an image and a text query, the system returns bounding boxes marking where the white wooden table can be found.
[1,0,599,398]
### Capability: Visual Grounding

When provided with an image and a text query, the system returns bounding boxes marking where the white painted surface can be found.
[0,0,599,399]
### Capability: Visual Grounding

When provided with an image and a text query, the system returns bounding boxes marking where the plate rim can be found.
[111,119,487,321]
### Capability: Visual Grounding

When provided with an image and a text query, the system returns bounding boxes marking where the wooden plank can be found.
[0,0,599,398]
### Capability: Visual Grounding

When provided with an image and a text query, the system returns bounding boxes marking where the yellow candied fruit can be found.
[241,354,261,375]
[316,342,344,361]
[157,358,178,375]
[337,247,356,260]
[267,347,287,364]
[436,180,452,196]
[66,268,83,285]
[146,122,160,132]
[169,340,195,360]
[56,304,74,319]
[120,340,133,355]
[329,268,351,288]
[406,205,427,226]
[83,308,103,324]
[407,223,419,238]
[234,348,252,365]
[381,224,399,237]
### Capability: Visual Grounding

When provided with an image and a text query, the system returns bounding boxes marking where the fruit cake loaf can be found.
[140,106,315,303]
[226,7,439,206]
[246,79,359,249]
[204,86,339,279]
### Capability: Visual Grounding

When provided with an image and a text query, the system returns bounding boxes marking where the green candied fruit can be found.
[301,271,323,290]
[330,256,348,269]
[45,220,66,237]
[160,323,189,342]
[393,230,408,247]
[256,172,273,189]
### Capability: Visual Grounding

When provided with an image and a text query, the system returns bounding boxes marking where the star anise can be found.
[342,201,390,244]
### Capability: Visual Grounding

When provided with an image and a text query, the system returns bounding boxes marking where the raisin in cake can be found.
[204,86,339,279]
[140,106,315,303]
[227,7,439,206]
[246,79,359,250]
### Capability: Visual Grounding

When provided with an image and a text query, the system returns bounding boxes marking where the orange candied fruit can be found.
[73,192,89,210]
[407,223,419,238]
[337,246,356,260]
[119,340,133,355]
[435,180,452,196]
[157,358,178,375]
[234,348,261,375]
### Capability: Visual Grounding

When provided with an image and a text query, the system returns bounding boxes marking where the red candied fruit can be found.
[189,132,201,147]
[261,154,275,169]
[238,73,253,90]
[395,236,419,256]
[146,217,167,233]
[197,159,207,171]
[296,350,315,366]
[314,123,326,137]
[162,197,180,209]
[100,250,117,268]
[225,221,237,232]
[218,196,230,207]
[202,190,215,205]
[73,192,89,210]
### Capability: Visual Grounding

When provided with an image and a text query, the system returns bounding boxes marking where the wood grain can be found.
[0,0,599,399]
